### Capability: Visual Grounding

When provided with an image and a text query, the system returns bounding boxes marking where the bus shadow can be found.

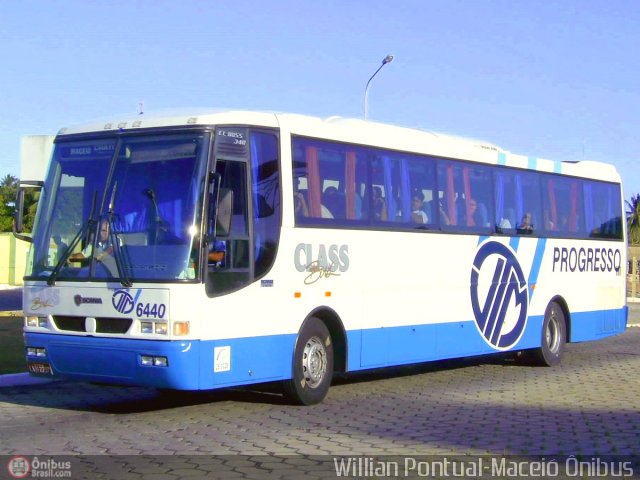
[0,352,520,414]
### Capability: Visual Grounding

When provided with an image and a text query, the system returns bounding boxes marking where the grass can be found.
[0,316,26,375]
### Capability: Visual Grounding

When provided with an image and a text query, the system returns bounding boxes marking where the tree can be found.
[627,193,640,245]
[0,174,18,233]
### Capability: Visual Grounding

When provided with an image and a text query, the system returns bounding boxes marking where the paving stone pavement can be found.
[1,328,639,478]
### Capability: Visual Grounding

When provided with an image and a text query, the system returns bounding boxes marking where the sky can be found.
[1,0,639,202]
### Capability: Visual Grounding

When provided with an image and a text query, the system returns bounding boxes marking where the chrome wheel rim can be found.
[302,336,327,388]
[546,307,561,354]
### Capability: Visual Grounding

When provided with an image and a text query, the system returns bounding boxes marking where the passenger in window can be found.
[69,219,113,264]
[322,186,343,218]
[474,201,490,227]
[517,212,534,234]
[294,186,309,218]
[544,211,555,231]
[373,186,388,221]
[559,214,569,231]
[438,200,450,225]
[411,190,428,224]
[52,235,69,263]
[467,198,478,226]
[498,207,514,230]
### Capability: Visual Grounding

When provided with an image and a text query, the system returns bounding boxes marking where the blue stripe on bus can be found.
[509,236,520,251]
[527,238,547,301]
[24,306,626,390]
[498,152,507,165]
[554,162,562,173]
[528,156,537,170]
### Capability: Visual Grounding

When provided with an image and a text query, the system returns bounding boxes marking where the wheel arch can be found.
[548,295,572,342]
[299,306,348,374]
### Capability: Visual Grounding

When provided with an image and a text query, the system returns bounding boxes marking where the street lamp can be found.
[364,54,394,120]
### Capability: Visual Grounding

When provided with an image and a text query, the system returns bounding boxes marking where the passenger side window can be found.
[542,176,584,236]
[583,180,622,239]
[250,132,280,278]
[292,138,366,224]
[437,161,493,232]
[494,168,542,235]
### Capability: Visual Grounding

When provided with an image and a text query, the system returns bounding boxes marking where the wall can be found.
[21,135,54,181]
[0,233,30,285]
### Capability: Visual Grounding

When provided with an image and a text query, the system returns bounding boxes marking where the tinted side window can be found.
[370,152,436,228]
[437,160,493,232]
[542,176,585,236]
[292,138,367,225]
[251,131,281,278]
[583,180,622,239]
[494,168,542,235]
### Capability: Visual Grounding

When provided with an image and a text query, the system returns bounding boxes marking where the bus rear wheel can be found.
[283,317,333,405]
[531,301,567,367]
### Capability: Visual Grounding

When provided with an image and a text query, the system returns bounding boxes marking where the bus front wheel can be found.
[283,317,334,405]
[531,301,567,367]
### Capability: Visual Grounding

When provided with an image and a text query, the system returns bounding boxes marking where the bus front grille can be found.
[95,317,133,334]
[52,316,133,334]
[52,316,85,332]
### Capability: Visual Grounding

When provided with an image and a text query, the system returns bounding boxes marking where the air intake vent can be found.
[52,315,85,332]
[95,317,133,334]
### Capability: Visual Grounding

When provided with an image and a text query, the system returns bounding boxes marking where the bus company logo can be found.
[294,243,349,285]
[470,241,528,351]
[7,456,30,478]
[112,289,135,314]
[73,295,103,306]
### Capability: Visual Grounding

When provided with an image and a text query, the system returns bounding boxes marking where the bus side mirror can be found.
[13,180,43,243]
[14,189,26,234]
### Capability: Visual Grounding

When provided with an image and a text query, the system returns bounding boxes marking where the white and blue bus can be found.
[15,110,627,404]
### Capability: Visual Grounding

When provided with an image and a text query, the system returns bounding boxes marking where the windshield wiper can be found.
[48,191,98,286]
[104,182,133,287]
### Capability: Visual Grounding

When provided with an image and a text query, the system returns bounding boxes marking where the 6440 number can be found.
[136,303,166,319]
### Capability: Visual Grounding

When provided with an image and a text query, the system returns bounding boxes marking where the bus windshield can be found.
[27,132,210,283]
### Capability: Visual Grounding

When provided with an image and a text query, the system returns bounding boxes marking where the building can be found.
[0,135,53,285]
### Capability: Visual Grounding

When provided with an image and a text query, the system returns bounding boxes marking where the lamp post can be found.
[364,54,394,120]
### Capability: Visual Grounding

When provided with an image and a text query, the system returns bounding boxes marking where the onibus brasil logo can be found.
[470,241,528,351]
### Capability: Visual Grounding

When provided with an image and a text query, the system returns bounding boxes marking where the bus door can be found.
[206,128,253,295]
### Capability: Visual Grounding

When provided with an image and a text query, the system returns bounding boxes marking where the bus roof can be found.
[56,109,621,183]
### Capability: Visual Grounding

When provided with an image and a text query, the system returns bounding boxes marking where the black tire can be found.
[283,317,334,405]
[531,301,567,366]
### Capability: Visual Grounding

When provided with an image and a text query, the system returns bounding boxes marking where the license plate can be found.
[28,362,53,376]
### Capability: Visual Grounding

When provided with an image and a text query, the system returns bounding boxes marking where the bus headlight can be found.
[26,317,48,328]
[154,323,168,335]
[140,355,168,367]
[26,347,46,357]
[153,357,168,367]
[141,322,154,334]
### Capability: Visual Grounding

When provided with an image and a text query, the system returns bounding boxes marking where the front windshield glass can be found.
[27,132,209,283]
